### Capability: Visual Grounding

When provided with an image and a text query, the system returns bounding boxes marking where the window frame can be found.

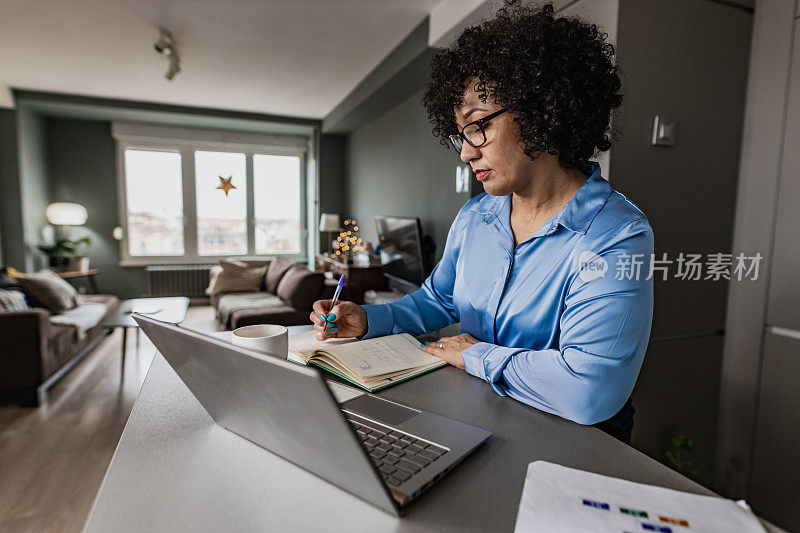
[114,125,309,266]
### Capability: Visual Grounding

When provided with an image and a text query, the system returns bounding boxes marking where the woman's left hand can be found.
[421,333,480,370]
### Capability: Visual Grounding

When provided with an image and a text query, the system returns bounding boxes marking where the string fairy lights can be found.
[333,218,364,261]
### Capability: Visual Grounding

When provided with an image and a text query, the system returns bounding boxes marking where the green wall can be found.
[319,134,347,217]
[16,108,50,272]
[0,109,23,269]
[45,117,147,297]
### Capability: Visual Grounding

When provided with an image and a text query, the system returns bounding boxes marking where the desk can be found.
[316,254,388,304]
[85,329,780,532]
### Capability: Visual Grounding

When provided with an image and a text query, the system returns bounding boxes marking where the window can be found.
[254,154,302,254]
[114,123,309,265]
[124,149,184,256]
[195,151,247,256]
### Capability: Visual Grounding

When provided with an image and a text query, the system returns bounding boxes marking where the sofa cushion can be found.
[216,291,285,328]
[229,305,311,329]
[276,267,324,311]
[0,289,28,311]
[16,270,78,314]
[49,302,109,342]
[75,294,120,345]
[208,260,268,295]
[265,258,297,294]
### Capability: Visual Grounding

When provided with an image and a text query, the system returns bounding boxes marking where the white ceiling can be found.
[0,0,443,118]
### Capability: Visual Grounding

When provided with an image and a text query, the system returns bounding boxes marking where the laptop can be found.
[133,314,491,516]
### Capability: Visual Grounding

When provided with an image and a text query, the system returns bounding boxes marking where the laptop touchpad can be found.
[342,395,419,426]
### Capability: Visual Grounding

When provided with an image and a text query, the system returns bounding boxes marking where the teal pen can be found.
[322,275,346,335]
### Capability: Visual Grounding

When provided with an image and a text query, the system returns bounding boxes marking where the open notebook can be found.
[287,331,446,392]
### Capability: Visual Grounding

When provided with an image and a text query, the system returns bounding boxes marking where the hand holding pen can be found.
[322,275,345,336]
[310,276,369,341]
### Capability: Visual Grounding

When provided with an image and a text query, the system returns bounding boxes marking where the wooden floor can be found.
[0,306,220,533]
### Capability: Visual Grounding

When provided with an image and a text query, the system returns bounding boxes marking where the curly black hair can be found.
[423,1,622,170]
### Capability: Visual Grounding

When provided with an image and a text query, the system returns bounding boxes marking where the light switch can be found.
[651,115,677,146]
[456,165,470,193]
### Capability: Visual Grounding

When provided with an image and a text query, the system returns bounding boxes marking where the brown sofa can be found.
[210,258,340,330]
[0,293,120,406]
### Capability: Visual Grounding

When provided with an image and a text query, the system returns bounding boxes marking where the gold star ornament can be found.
[216,175,236,196]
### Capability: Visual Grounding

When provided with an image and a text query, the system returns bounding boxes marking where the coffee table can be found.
[104,297,190,367]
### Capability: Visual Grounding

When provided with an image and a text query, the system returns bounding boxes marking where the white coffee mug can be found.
[231,324,289,358]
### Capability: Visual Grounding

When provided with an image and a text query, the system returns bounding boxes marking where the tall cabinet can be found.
[747,16,800,531]
[716,1,800,531]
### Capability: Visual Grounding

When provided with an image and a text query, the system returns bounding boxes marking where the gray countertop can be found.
[84,332,779,532]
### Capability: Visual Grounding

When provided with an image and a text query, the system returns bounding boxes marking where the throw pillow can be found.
[276,266,325,311]
[0,267,19,289]
[265,257,298,294]
[0,288,28,311]
[16,270,78,314]
[208,260,268,296]
[230,258,271,268]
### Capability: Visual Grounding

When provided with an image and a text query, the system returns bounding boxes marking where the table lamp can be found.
[46,202,87,240]
[319,213,341,254]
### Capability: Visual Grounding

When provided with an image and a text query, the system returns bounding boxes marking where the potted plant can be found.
[38,236,91,271]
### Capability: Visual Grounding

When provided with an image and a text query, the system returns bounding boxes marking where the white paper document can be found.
[513,461,765,533]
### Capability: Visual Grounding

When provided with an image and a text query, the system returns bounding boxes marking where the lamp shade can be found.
[319,213,341,232]
[46,203,87,226]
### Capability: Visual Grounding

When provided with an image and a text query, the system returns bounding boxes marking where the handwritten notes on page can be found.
[331,334,440,378]
[513,462,765,533]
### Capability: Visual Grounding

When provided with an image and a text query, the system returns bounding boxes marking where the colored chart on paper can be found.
[513,462,766,533]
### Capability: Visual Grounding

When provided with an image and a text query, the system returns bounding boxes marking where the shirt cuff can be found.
[462,342,496,381]
[362,304,393,339]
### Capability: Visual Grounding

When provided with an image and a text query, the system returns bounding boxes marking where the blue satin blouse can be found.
[363,162,654,425]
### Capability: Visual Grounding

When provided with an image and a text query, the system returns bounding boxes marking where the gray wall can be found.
[611,0,752,488]
[345,88,469,261]
[611,0,752,339]
[45,117,147,297]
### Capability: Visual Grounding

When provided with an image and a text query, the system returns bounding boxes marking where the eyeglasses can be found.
[448,108,508,152]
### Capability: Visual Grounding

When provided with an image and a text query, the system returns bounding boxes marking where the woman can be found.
[311,2,653,443]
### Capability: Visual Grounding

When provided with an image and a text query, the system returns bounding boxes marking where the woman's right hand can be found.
[310,299,368,341]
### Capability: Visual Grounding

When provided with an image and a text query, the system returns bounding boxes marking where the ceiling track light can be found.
[154,28,181,81]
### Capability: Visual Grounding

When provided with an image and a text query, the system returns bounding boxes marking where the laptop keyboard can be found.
[346,418,449,487]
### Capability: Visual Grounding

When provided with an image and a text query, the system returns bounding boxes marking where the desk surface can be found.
[85,330,779,532]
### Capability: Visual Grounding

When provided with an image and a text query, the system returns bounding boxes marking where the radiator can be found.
[146,265,213,298]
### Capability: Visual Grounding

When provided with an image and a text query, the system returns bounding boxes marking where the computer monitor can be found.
[375,216,426,289]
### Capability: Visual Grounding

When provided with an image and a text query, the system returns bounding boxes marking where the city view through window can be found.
[124,148,303,258]
[254,154,301,255]
[124,149,184,256]
[195,150,247,256]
